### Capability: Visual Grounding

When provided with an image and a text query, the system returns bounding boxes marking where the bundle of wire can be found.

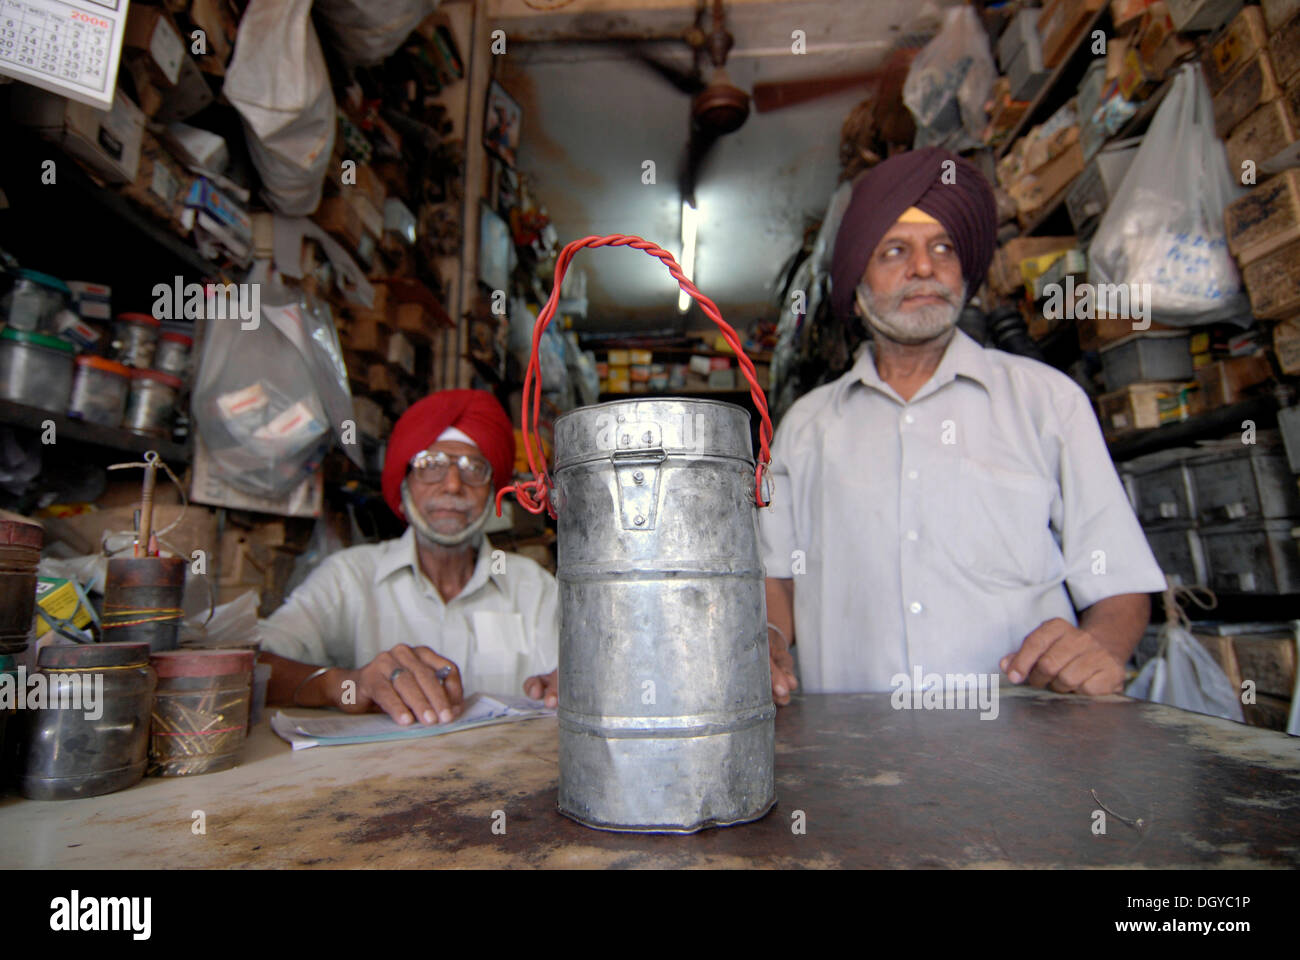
[497,234,774,517]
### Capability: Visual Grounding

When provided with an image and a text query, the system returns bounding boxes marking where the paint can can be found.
[17,642,156,801]
[102,556,186,652]
[149,649,255,777]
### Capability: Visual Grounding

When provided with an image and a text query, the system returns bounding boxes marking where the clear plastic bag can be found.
[224,0,335,215]
[903,6,995,152]
[1125,621,1244,723]
[314,0,437,67]
[1088,64,1250,325]
[192,269,360,499]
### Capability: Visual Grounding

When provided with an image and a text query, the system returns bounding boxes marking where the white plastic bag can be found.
[903,6,995,152]
[225,0,335,215]
[192,269,360,498]
[1089,64,1250,325]
[1125,621,1244,723]
[314,0,438,67]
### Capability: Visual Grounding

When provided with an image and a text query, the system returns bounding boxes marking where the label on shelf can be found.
[0,0,130,109]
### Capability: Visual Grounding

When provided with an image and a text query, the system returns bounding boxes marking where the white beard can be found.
[856,280,964,345]
[401,479,493,548]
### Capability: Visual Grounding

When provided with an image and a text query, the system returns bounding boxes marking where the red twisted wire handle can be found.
[497,234,774,518]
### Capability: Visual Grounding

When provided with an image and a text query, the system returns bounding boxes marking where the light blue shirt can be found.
[758,330,1165,692]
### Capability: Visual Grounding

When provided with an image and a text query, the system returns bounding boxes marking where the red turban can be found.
[830,146,997,323]
[381,389,516,520]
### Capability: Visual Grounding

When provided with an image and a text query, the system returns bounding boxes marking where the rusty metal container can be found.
[0,512,43,657]
[551,398,775,833]
[102,556,186,652]
[149,649,255,777]
[18,642,156,800]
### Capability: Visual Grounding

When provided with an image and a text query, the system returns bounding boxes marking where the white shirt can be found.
[258,529,559,696]
[758,329,1166,693]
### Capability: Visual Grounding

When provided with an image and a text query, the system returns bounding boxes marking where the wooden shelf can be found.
[0,399,190,464]
[996,5,1111,160]
[1106,394,1280,463]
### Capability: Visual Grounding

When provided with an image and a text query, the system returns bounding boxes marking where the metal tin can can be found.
[113,313,161,369]
[149,649,255,777]
[0,512,43,657]
[552,398,775,832]
[102,556,186,652]
[67,355,131,427]
[123,368,181,437]
[0,328,75,412]
[18,642,156,801]
[154,332,193,377]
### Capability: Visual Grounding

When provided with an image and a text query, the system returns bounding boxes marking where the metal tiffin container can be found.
[551,398,775,833]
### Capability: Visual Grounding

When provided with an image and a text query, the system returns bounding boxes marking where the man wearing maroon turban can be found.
[759,147,1163,705]
[260,389,559,727]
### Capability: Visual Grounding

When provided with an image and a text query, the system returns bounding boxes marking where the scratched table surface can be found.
[1,687,1297,868]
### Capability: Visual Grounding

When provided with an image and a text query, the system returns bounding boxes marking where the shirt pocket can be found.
[468,611,528,696]
[940,457,1061,585]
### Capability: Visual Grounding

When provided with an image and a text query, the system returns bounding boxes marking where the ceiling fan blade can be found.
[629,46,705,96]
[752,69,887,113]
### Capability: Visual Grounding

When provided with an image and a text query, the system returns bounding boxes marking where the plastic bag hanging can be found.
[1088,63,1251,325]
[903,6,996,152]
[1125,583,1244,723]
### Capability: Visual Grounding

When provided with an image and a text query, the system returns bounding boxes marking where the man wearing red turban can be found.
[260,389,559,727]
[760,148,1163,705]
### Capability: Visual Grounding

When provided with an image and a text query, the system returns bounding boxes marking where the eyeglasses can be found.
[408,450,493,486]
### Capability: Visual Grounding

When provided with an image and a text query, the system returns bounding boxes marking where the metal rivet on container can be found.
[633,515,645,526]
[633,471,644,484]
[643,431,653,444]
[616,414,626,423]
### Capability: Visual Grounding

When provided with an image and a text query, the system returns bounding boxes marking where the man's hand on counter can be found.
[523,669,559,708]
[1000,618,1126,696]
[769,626,799,706]
[337,644,465,726]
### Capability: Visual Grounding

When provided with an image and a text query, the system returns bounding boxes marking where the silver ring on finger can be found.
[435,666,452,682]
[390,667,407,685]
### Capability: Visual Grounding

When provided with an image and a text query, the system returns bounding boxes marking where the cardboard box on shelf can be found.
[1212,50,1283,137]
[1012,142,1086,219]
[124,4,186,88]
[1039,0,1107,69]
[1224,169,1300,265]
[607,350,630,366]
[1225,97,1300,174]
[629,349,653,365]
[1194,353,1276,408]
[10,87,145,184]
[1272,11,1300,86]
[313,196,364,253]
[1096,381,1186,437]
[1111,0,1161,32]
[1076,313,1172,350]
[1204,6,1271,94]
[367,363,396,396]
[989,236,1077,293]
[120,132,190,235]
[1166,0,1244,32]
[1263,0,1300,31]
[1274,318,1300,373]
[1242,237,1300,318]
[343,311,389,356]
[352,395,385,439]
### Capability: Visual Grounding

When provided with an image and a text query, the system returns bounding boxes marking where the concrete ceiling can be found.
[492,0,956,332]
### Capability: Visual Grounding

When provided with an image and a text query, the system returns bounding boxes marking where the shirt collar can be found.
[836,327,994,409]
[374,527,504,599]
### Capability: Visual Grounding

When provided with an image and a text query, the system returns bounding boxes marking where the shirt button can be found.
[903,414,915,424]
[906,530,918,541]
[909,601,923,614]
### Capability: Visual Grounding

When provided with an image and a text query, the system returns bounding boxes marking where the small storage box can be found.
[1143,524,1208,586]
[1199,520,1300,593]
[1188,446,1300,524]
[1099,332,1193,392]
[1133,460,1198,525]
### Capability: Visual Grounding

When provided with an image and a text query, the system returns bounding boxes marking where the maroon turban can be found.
[830,146,997,323]
[382,389,515,520]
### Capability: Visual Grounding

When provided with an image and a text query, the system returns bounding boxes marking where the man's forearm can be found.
[765,577,795,647]
[260,650,344,708]
[1079,592,1151,666]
